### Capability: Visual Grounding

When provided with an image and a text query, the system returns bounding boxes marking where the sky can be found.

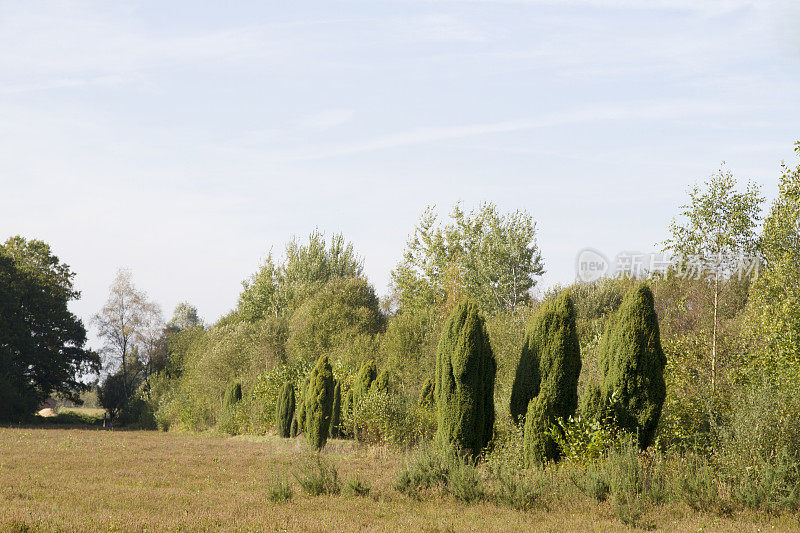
[1,0,799,348]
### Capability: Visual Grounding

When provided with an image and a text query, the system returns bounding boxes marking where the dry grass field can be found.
[0,427,797,532]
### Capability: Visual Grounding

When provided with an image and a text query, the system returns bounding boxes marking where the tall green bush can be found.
[223,382,242,408]
[597,283,666,449]
[305,354,335,450]
[330,381,342,438]
[520,292,581,465]
[435,300,496,456]
[354,360,377,404]
[276,382,296,438]
[296,376,309,433]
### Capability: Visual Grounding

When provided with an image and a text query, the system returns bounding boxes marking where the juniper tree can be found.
[330,381,342,438]
[290,416,298,437]
[305,354,335,450]
[517,292,581,465]
[435,300,496,457]
[598,283,666,449]
[296,376,309,433]
[419,378,435,408]
[223,382,242,408]
[353,360,377,404]
[276,382,296,438]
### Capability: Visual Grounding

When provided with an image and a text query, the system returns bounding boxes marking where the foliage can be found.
[293,456,341,496]
[521,292,581,465]
[238,231,364,321]
[548,415,620,465]
[345,477,371,497]
[353,360,377,405]
[287,277,383,363]
[418,378,435,408]
[374,369,390,393]
[392,202,544,314]
[746,143,800,366]
[329,381,342,438]
[0,237,98,421]
[395,443,484,503]
[268,476,294,502]
[435,300,496,457]
[305,354,335,450]
[276,382,295,438]
[596,284,666,449]
[381,307,443,399]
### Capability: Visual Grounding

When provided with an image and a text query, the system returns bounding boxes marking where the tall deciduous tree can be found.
[392,202,544,315]
[0,237,99,421]
[747,143,800,368]
[662,168,762,397]
[93,268,160,403]
[238,231,364,321]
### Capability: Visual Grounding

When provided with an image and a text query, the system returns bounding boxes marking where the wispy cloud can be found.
[260,99,758,161]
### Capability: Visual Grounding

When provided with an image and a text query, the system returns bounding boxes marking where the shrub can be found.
[290,416,298,437]
[374,369,390,393]
[353,360,377,404]
[293,456,341,496]
[597,284,666,449]
[222,382,242,408]
[395,443,484,503]
[275,382,295,438]
[346,477,371,497]
[305,354,335,450]
[548,415,619,464]
[330,381,342,438]
[350,388,435,446]
[490,464,540,511]
[296,375,309,434]
[435,300,496,457]
[268,476,294,502]
[515,292,581,465]
[419,378,435,408]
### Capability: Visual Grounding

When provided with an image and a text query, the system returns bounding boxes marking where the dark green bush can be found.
[276,382,295,438]
[290,416,298,437]
[520,292,581,465]
[296,376,309,434]
[353,360,377,404]
[435,300,496,457]
[223,382,242,408]
[597,283,666,449]
[305,354,335,450]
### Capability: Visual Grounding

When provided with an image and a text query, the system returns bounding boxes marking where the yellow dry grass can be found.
[0,427,797,532]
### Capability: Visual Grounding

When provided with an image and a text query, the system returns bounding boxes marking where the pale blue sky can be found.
[1,0,799,338]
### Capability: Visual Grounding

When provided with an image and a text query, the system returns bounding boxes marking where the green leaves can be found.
[392,202,544,315]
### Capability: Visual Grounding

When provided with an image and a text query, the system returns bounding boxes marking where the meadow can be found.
[1,425,797,532]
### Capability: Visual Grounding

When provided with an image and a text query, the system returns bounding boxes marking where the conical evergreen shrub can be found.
[419,378,435,408]
[330,381,342,438]
[296,376,309,434]
[597,283,666,449]
[354,360,377,404]
[435,300,496,457]
[290,416,298,437]
[276,382,296,438]
[222,382,242,408]
[305,354,335,450]
[519,292,581,465]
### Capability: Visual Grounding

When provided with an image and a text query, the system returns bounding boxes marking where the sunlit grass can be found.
[0,427,795,532]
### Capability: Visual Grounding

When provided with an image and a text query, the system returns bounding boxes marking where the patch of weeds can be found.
[293,455,341,496]
[491,465,540,511]
[268,475,294,502]
[346,477,371,497]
